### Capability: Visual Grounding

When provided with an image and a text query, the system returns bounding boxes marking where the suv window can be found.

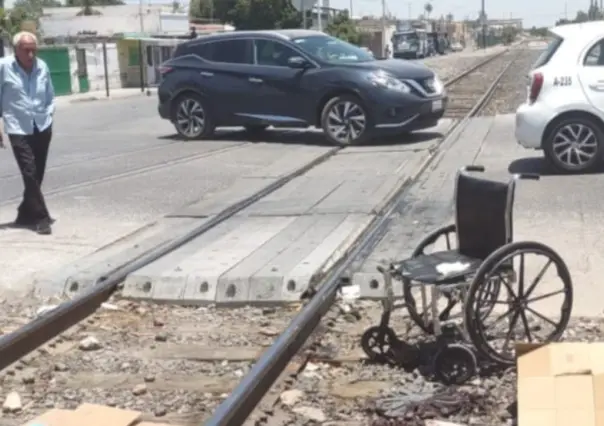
[584,39,604,66]
[173,42,208,58]
[255,39,299,66]
[532,35,563,69]
[206,39,252,64]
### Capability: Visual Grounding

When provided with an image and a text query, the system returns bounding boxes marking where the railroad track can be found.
[0,44,525,426]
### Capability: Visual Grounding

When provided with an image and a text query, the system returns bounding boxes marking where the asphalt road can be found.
[0,97,336,293]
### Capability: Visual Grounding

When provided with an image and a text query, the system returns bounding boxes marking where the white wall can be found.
[67,43,121,93]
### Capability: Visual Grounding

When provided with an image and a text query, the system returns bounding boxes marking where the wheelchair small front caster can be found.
[361,326,399,365]
[432,343,477,385]
[361,326,420,368]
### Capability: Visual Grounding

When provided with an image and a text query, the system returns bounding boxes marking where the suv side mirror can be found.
[287,56,309,69]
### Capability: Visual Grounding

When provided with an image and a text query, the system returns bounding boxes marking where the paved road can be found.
[0,97,335,293]
[355,113,602,318]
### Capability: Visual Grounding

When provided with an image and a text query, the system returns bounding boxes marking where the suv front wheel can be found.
[544,116,603,174]
[321,95,369,146]
[171,93,215,140]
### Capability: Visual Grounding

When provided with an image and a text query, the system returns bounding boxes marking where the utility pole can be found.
[480,0,486,49]
[381,0,387,56]
[317,0,322,31]
[138,0,145,33]
[408,2,412,20]
[564,2,567,19]
[350,0,353,18]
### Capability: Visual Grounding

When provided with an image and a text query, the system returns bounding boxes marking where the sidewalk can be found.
[54,87,158,107]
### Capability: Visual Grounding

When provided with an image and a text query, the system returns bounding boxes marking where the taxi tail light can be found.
[529,72,543,104]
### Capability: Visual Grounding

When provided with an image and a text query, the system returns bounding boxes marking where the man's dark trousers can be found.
[9,125,52,225]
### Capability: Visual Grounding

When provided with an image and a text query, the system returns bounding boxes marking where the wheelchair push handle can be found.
[514,173,540,181]
[460,165,485,172]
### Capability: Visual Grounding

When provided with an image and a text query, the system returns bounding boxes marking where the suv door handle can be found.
[248,77,263,84]
[200,71,213,77]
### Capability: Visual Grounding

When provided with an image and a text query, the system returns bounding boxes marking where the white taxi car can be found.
[515,22,604,173]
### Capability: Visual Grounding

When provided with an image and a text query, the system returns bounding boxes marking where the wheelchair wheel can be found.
[433,344,477,385]
[465,241,573,365]
[403,224,460,334]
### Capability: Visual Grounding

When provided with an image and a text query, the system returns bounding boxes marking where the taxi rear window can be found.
[532,35,563,69]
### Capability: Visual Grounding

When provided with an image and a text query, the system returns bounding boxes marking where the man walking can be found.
[0,31,55,235]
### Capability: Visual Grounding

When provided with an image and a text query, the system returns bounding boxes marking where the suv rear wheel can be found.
[321,95,369,146]
[544,115,603,174]
[172,93,215,140]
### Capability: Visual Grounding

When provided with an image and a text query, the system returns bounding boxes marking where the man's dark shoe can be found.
[35,219,52,235]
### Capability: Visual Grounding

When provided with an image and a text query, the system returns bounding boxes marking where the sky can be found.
[323,0,583,28]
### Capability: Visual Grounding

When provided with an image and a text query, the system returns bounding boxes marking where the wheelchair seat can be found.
[396,170,514,286]
[395,251,482,284]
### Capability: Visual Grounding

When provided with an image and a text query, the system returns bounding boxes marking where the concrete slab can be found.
[122,129,442,304]
[354,112,604,319]
[121,213,374,304]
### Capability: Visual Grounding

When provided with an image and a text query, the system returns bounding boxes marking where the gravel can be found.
[0,296,302,425]
[480,47,544,116]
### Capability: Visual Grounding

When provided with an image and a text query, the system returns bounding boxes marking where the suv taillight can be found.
[529,72,543,104]
[158,66,173,75]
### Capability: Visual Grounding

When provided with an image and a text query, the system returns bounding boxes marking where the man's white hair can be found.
[12,31,38,47]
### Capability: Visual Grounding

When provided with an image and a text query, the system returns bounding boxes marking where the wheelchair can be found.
[361,166,574,385]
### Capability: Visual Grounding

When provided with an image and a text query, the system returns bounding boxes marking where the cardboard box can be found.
[516,342,604,426]
[20,404,179,426]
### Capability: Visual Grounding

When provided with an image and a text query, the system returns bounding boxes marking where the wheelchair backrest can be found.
[455,172,513,259]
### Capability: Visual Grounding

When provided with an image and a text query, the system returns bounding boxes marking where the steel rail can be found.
[205,48,520,426]
[0,46,512,374]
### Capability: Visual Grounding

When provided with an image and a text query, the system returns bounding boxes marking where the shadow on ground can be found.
[508,156,604,176]
[159,128,444,147]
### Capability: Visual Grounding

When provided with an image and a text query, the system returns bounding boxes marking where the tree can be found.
[65,0,125,6]
[196,0,302,30]
[325,11,360,44]
[0,0,44,37]
[423,2,432,19]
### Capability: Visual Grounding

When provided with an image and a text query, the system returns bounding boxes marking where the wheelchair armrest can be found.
[460,165,485,173]
[513,173,540,180]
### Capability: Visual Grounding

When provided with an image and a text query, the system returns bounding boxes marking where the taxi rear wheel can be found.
[543,115,603,174]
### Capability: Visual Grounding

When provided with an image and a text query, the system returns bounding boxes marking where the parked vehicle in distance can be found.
[450,42,464,52]
[158,30,447,145]
[515,21,604,173]
[392,29,430,59]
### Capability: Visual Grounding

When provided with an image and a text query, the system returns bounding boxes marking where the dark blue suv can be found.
[158,29,448,145]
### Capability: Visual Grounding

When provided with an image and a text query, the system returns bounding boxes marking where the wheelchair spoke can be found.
[518,253,525,296]
[503,309,521,350]
[525,289,566,304]
[487,306,515,328]
[519,308,533,342]
[525,305,559,327]
[523,259,553,300]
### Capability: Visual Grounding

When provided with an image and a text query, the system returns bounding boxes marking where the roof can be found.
[551,20,604,40]
[40,5,166,37]
[187,29,324,43]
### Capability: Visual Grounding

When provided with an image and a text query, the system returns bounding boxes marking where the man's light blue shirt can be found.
[0,56,55,135]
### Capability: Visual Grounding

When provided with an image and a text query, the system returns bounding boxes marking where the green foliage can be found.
[555,8,600,26]
[325,11,360,45]
[502,26,517,45]
[528,26,549,37]
[190,0,302,30]
[65,0,125,6]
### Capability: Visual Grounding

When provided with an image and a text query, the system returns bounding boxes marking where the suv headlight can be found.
[433,75,444,94]
[368,71,411,93]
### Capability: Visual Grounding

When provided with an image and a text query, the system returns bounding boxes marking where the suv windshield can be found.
[532,35,563,69]
[292,35,374,63]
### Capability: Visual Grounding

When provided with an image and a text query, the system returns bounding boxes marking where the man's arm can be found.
[45,66,55,116]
